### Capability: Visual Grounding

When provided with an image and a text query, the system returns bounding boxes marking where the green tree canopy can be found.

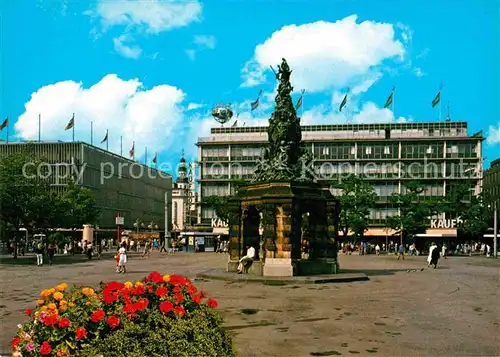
[387,181,441,243]
[332,174,377,241]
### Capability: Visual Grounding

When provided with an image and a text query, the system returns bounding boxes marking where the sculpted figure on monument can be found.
[250,57,313,183]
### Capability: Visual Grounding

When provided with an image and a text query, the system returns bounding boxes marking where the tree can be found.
[387,181,441,244]
[0,150,52,258]
[61,180,100,229]
[332,174,376,242]
[202,179,248,224]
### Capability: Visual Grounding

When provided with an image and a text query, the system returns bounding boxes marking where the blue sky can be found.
[1,0,499,168]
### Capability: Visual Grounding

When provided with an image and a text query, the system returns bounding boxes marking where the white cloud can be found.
[88,0,202,34]
[113,35,142,59]
[241,15,405,93]
[413,67,425,77]
[193,35,216,49]
[487,124,500,145]
[416,48,430,59]
[15,75,187,159]
[187,103,205,111]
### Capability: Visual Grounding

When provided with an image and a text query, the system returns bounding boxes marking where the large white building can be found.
[196,121,483,246]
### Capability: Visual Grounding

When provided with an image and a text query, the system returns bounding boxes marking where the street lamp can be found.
[488,201,498,258]
[133,219,140,233]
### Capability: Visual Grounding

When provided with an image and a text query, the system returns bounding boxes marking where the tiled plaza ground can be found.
[0,251,498,356]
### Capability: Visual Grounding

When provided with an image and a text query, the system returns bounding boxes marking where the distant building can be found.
[171,154,197,238]
[484,158,500,203]
[0,142,172,232]
[197,121,483,245]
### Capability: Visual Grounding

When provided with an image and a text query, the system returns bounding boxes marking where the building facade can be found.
[484,158,500,203]
[0,142,172,232]
[171,155,197,236]
[197,121,483,240]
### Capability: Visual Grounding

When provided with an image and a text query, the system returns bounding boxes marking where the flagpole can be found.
[91,121,93,145]
[145,147,148,166]
[38,114,41,142]
[393,87,396,119]
[106,130,109,151]
[120,136,123,156]
[301,90,305,118]
[133,141,135,161]
[6,122,9,144]
[72,113,75,142]
[439,87,443,122]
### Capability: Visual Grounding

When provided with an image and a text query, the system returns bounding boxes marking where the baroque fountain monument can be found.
[227,58,341,277]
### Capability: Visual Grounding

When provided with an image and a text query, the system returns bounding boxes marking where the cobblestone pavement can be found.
[0,252,498,356]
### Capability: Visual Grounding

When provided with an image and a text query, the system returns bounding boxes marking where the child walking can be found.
[117,242,127,273]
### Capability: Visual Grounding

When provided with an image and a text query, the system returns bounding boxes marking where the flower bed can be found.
[12,272,234,356]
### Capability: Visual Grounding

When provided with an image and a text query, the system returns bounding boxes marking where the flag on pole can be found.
[250,89,263,111]
[339,90,349,112]
[100,130,108,144]
[129,142,135,158]
[232,120,238,127]
[295,89,305,110]
[152,153,157,164]
[384,87,395,108]
[65,114,74,130]
[432,84,442,108]
[0,117,8,131]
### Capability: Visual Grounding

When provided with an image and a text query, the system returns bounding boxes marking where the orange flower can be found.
[56,283,68,292]
[59,305,67,312]
[163,274,171,282]
[81,287,95,297]
[47,288,56,295]
[40,306,48,312]
[53,292,64,301]
[56,348,70,357]
[135,281,144,287]
[47,303,57,311]
[59,300,67,306]
[68,302,75,308]
[40,290,51,299]
[36,299,44,305]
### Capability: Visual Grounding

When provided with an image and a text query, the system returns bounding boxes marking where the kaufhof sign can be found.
[211,218,228,228]
[430,218,463,229]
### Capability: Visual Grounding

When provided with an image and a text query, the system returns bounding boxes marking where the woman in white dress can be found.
[427,242,438,267]
[118,242,127,273]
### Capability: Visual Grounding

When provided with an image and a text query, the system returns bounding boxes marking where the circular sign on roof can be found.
[211,104,233,125]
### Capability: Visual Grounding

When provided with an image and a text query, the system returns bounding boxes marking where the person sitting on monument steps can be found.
[237,244,256,274]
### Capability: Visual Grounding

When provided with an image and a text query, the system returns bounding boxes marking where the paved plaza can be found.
[0,252,498,356]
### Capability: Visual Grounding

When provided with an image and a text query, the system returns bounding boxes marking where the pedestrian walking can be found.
[35,242,44,267]
[47,243,56,265]
[117,242,127,273]
[397,243,405,260]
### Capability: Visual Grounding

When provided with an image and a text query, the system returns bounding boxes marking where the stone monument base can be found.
[227,259,264,276]
[295,258,338,276]
[263,258,293,277]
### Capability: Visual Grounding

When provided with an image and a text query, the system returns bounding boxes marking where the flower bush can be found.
[12,272,234,357]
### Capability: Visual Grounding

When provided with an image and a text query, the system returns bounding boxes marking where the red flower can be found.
[174,294,184,304]
[146,272,164,284]
[107,315,120,329]
[191,293,202,305]
[187,285,197,294]
[11,337,21,351]
[172,286,182,293]
[131,285,145,295]
[44,314,58,326]
[40,341,52,355]
[155,286,168,297]
[58,317,71,328]
[24,308,33,315]
[123,303,137,314]
[75,327,87,340]
[103,292,119,304]
[159,301,174,313]
[207,298,218,308]
[135,298,149,311]
[103,281,125,292]
[90,309,105,323]
[146,285,154,293]
[174,306,185,316]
